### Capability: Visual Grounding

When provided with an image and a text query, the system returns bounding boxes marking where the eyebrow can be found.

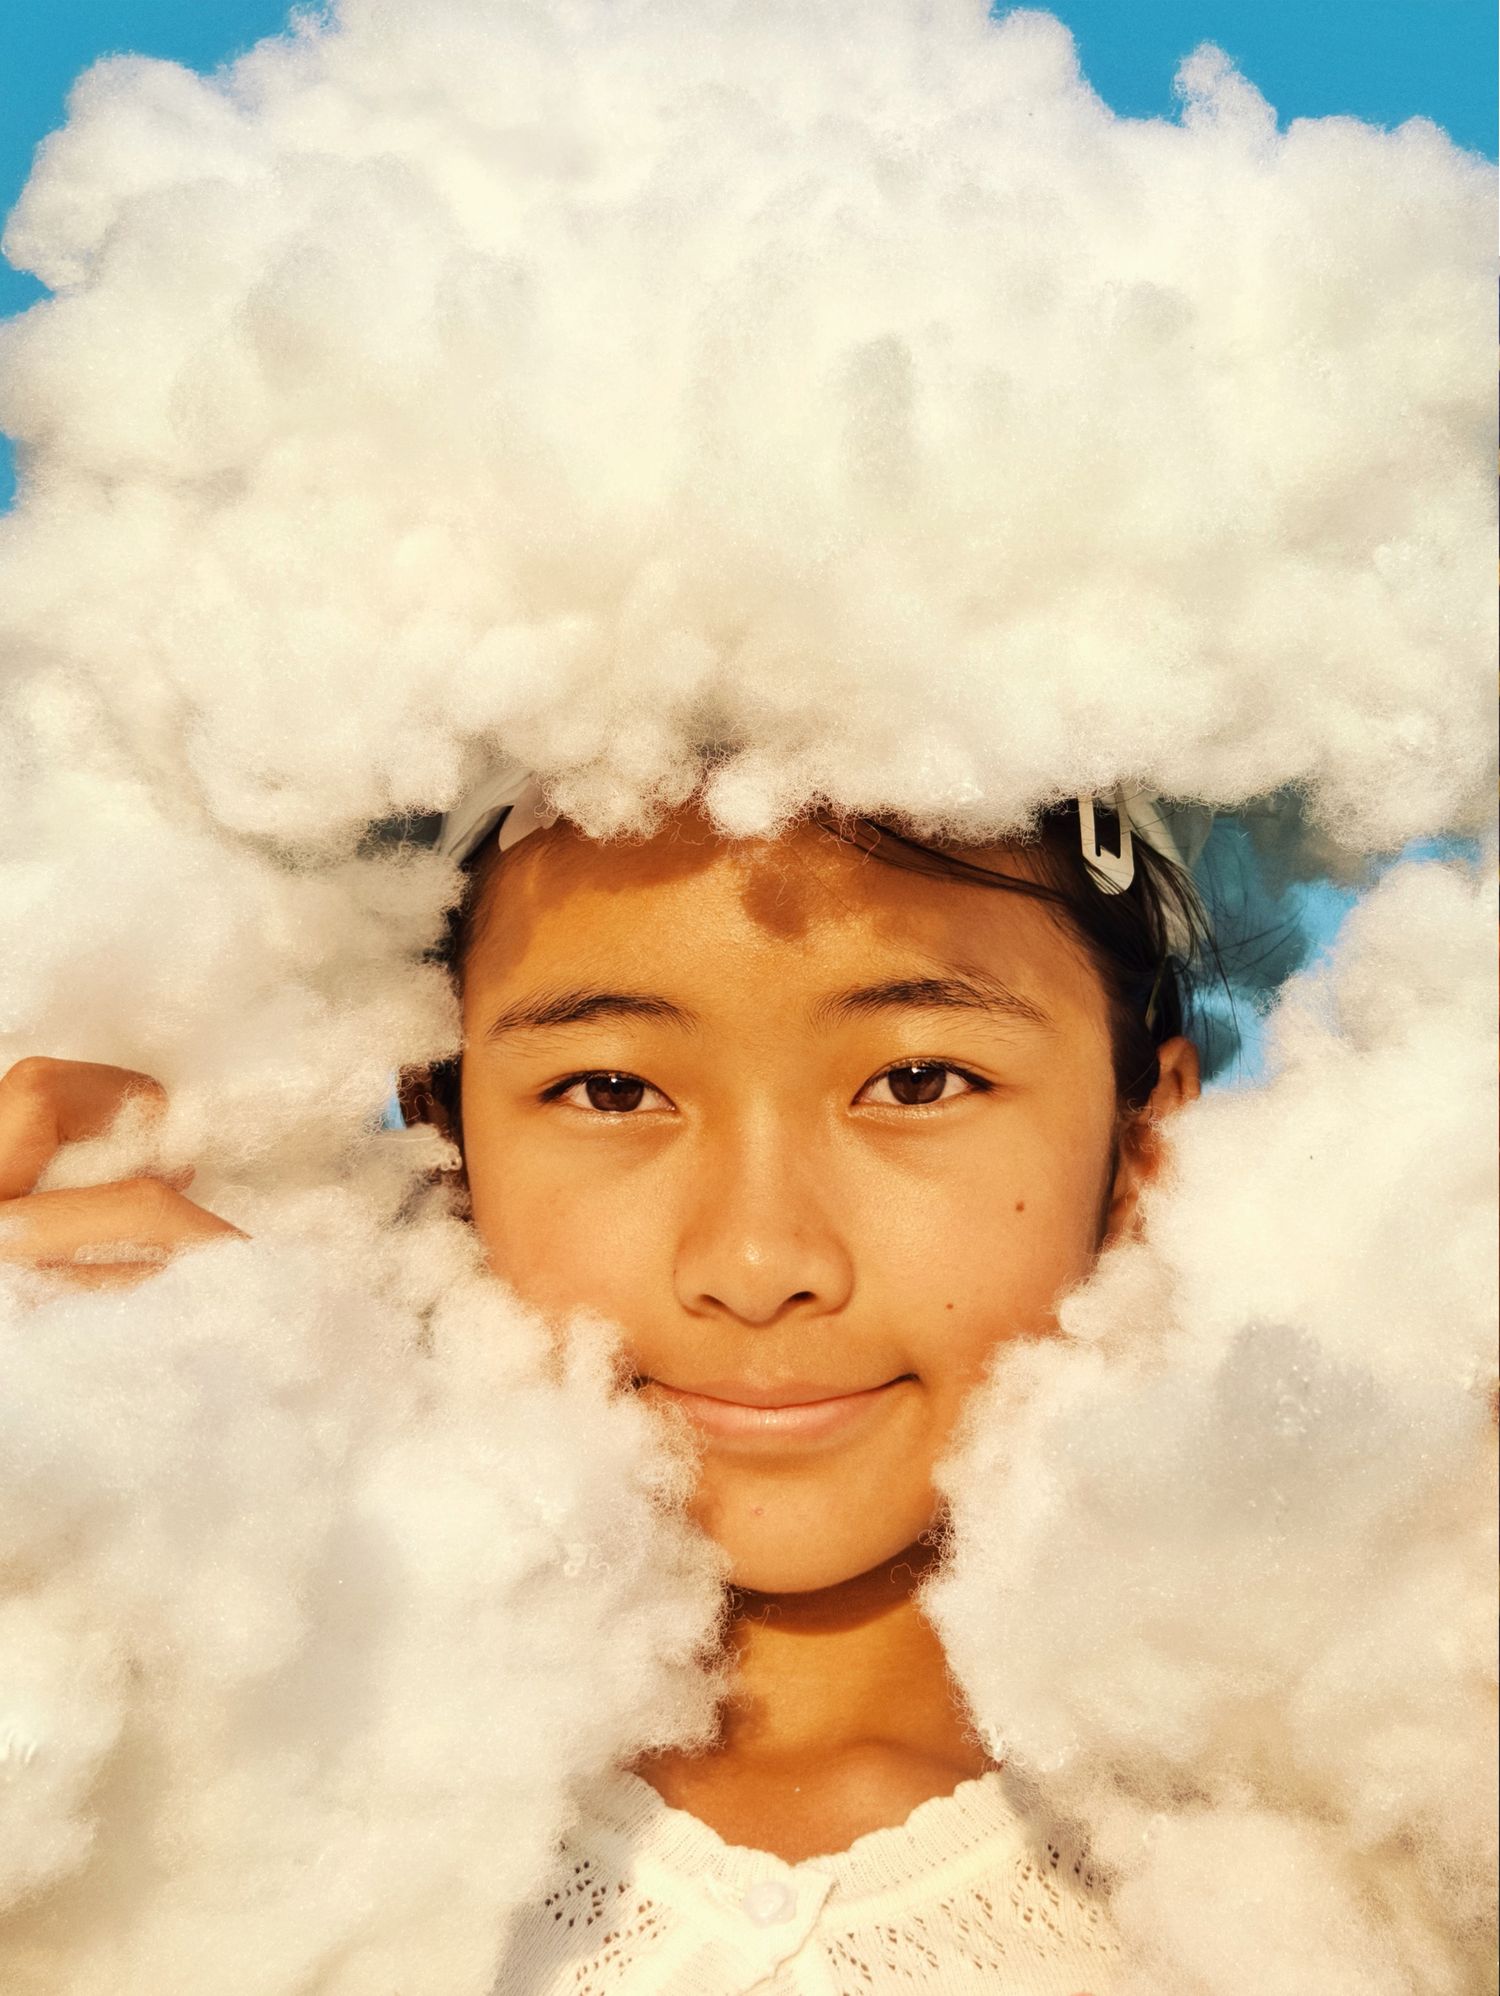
[814,972,1053,1033]
[482,969,1051,1043]
[483,987,698,1040]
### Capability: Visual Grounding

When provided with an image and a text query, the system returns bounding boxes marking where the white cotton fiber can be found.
[922,863,1498,1995]
[0,2,1492,1991]
[0,0,1491,853]
[0,1205,729,1994]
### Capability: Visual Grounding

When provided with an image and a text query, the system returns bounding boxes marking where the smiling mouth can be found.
[633,1375,915,1447]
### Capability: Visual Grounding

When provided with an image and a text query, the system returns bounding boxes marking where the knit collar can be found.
[582,1763,1037,1906]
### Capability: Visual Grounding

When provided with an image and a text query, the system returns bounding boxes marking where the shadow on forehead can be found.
[730,813,1055,949]
[471,798,1049,961]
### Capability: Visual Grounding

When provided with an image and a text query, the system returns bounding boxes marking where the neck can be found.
[717,1539,968,1763]
[632,1538,995,1815]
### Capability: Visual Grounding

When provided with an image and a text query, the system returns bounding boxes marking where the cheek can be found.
[463,1121,663,1323]
[867,1105,1113,1390]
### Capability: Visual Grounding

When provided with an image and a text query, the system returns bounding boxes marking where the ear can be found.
[396,1064,469,1198]
[1102,1035,1201,1242]
[397,1065,453,1137]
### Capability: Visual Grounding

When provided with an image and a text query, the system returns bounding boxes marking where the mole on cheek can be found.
[1014,1199,1025,1213]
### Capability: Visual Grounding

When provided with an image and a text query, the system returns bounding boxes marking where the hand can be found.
[0,1057,245,1289]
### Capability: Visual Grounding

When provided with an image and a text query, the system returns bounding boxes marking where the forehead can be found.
[462,807,1109,1033]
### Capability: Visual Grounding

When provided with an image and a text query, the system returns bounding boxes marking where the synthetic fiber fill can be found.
[0,4,1492,1991]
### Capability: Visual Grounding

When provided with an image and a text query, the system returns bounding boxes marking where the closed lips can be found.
[646,1377,905,1407]
[639,1376,913,1447]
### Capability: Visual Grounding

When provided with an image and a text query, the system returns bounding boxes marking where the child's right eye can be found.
[542,1071,673,1114]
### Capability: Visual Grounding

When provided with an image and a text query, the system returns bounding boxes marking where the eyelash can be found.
[858,1062,994,1109]
[538,1062,994,1115]
[539,1071,674,1114]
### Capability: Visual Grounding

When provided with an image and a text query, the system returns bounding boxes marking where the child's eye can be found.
[856,1062,989,1108]
[543,1071,673,1114]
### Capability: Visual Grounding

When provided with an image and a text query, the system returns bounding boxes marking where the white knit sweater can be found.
[497,1765,1123,1993]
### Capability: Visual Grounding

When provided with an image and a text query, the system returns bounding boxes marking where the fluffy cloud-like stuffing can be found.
[0,2,1491,1991]
[924,863,1498,1995]
[0,0,1491,853]
[0,1196,730,1995]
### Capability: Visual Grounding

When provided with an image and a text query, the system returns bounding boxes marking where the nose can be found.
[673,1118,854,1327]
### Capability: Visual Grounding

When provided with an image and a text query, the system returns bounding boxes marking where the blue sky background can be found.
[2,2,1490,1088]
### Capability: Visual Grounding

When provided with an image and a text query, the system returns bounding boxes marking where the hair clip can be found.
[1078,789,1136,893]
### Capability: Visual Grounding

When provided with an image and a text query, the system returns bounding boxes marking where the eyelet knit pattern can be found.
[497,1766,1123,1993]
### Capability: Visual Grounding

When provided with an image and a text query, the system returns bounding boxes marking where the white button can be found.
[740,1879,796,1926]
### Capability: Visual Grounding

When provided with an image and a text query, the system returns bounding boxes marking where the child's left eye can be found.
[856,1063,987,1108]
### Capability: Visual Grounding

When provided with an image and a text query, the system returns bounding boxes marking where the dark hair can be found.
[814,803,1210,1110]
[416,796,1212,1149]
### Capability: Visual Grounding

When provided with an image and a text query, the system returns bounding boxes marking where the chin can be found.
[697,1484,928,1595]
[723,1546,860,1594]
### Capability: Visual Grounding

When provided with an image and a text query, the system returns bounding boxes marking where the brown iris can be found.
[883,1063,949,1105]
[584,1072,647,1112]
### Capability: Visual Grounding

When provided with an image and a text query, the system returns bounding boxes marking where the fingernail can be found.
[66,1241,172,1266]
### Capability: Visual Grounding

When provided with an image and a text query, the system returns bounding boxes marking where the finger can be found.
[22,1260,194,1293]
[0,1178,245,1266]
[0,1059,169,1202]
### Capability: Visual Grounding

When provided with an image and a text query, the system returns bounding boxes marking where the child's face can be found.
[458,807,1191,1592]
